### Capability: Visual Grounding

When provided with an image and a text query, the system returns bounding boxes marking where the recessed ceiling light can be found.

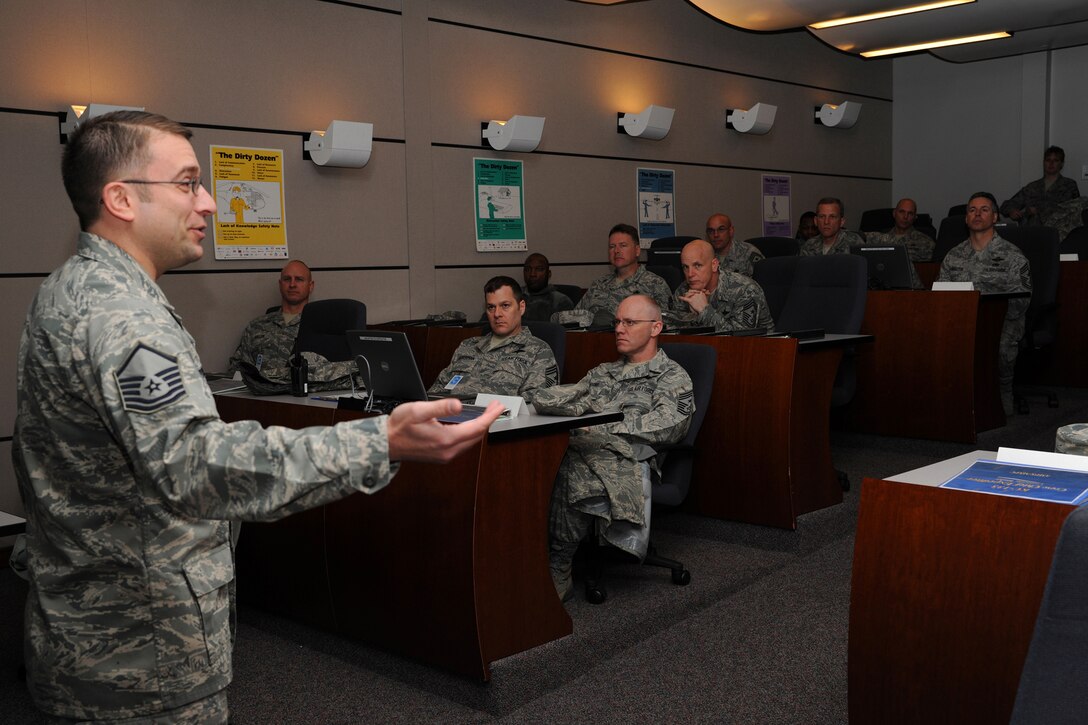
[810,0,974,30]
[860,31,1011,58]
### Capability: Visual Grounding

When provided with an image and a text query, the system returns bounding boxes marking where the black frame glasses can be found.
[120,177,204,195]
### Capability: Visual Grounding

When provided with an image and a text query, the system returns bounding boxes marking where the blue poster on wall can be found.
[637,168,676,246]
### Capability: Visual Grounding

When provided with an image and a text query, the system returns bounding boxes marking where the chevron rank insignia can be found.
[115,343,187,413]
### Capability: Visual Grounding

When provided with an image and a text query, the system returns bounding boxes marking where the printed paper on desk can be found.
[475,393,526,416]
[932,281,974,291]
[940,458,1088,504]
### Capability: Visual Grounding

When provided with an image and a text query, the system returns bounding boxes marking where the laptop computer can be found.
[851,245,914,290]
[343,330,502,422]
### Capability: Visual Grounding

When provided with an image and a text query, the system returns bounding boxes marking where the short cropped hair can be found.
[609,223,639,243]
[968,191,999,211]
[62,111,191,230]
[484,275,524,303]
[1045,146,1065,162]
[816,197,844,216]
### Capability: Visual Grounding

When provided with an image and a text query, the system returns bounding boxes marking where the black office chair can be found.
[746,236,799,259]
[916,212,937,241]
[524,321,566,372]
[553,283,585,307]
[583,342,717,604]
[999,224,1060,412]
[646,236,699,268]
[1060,226,1088,257]
[948,203,967,217]
[647,264,684,292]
[293,298,367,362]
[934,214,968,264]
[1011,504,1088,724]
[859,208,894,234]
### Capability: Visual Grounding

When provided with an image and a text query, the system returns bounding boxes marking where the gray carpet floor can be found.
[3,389,1086,723]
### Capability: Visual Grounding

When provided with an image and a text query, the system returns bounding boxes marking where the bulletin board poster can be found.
[761,174,792,237]
[637,168,675,246]
[210,145,288,260]
[474,157,527,252]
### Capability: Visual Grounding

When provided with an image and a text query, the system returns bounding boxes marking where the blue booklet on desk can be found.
[940,459,1088,504]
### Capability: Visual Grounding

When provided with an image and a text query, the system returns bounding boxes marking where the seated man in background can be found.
[938,191,1031,415]
[558,223,672,327]
[865,198,935,262]
[227,260,355,393]
[522,252,573,321]
[228,259,313,374]
[535,295,693,601]
[669,240,773,332]
[800,197,864,256]
[796,210,818,241]
[1001,146,1080,226]
[430,275,559,398]
[706,212,764,277]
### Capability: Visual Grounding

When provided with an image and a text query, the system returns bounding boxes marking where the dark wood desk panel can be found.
[842,291,1006,443]
[1024,260,1088,387]
[849,478,1069,724]
[562,332,844,529]
[915,261,939,289]
[215,393,576,681]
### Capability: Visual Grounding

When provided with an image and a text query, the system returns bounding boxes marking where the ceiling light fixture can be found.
[860,30,1011,58]
[809,0,974,30]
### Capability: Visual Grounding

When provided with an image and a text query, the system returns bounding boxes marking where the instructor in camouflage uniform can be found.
[938,191,1031,415]
[535,295,693,601]
[429,276,559,398]
[670,240,774,332]
[12,111,501,723]
[557,223,672,327]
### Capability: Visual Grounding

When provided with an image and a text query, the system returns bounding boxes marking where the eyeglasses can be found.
[612,318,657,328]
[120,177,204,195]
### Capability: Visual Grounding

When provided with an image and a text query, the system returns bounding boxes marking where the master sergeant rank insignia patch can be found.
[115,343,187,413]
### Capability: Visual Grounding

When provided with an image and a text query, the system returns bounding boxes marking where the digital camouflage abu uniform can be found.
[534,349,692,590]
[866,227,936,262]
[715,239,765,278]
[1056,423,1088,456]
[13,232,397,721]
[566,265,673,327]
[669,270,775,332]
[1000,175,1081,225]
[428,327,559,398]
[938,233,1031,411]
[228,309,356,395]
[522,284,574,322]
[800,229,865,256]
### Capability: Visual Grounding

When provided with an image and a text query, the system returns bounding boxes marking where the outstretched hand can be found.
[386,398,504,464]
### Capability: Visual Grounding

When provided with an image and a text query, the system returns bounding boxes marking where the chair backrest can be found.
[1061,226,1088,258]
[647,236,699,268]
[746,236,799,259]
[997,224,1059,347]
[1011,505,1088,723]
[948,203,967,217]
[647,264,684,292]
[752,255,868,334]
[553,283,585,306]
[524,321,566,372]
[934,214,968,264]
[294,298,367,362]
[655,342,717,507]
[859,208,894,233]
[916,212,936,241]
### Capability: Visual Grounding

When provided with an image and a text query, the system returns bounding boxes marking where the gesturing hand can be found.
[386,398,504,463]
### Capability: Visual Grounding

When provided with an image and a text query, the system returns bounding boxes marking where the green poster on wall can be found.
[474,157,527,251]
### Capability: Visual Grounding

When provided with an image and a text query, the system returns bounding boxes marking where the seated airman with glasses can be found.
[533,294,694,601]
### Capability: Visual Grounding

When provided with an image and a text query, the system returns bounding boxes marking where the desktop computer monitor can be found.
[851,245,914,290]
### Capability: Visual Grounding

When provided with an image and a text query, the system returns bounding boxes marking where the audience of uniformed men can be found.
[800,197,865,256]
[670,240,774,332]
[705,212,765,276]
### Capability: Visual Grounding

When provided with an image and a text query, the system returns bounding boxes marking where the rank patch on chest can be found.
[115,343,187,413]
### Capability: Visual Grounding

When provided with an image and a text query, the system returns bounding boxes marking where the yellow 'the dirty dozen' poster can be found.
[210,145,288,259]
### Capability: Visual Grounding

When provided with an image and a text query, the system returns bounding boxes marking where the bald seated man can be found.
[866,198,935,262]
[534,294,693,601]
[228,259,314,375]
[670,240,773,332]
[705,213,764,277]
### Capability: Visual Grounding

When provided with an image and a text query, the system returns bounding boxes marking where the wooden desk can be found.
[840,290,1007,443]
[562,332,863,529]
[216,392,617,680]
[1021,259,1088,387]
[849,455,1073,724]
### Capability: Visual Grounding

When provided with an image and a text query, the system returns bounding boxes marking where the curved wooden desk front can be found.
[216,393,616,681]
